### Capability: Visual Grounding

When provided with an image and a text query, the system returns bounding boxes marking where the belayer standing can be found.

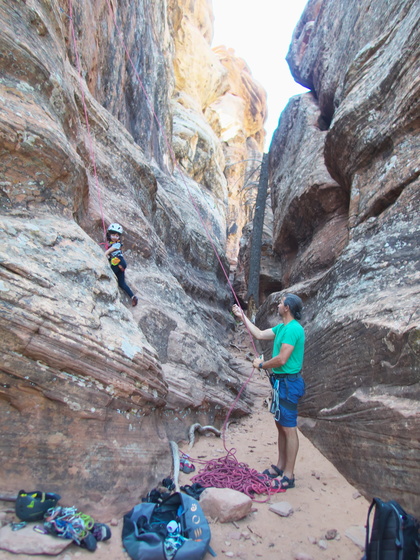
[104,223,138,307]
[232,293,305,490]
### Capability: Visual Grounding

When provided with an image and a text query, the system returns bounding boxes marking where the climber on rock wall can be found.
[104,223,138,307]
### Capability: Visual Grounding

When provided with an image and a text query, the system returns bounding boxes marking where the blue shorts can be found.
[270,375,305,428]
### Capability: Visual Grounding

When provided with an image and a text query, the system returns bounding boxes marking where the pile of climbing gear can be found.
[40,506,111,551]
[14,490,111,553]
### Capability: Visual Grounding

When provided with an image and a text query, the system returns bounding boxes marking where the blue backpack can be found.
[122,492,213,560]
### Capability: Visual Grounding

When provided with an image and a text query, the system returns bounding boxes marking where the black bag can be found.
[364,497,420,560]
[122,492,212,560]
[15,490,61,521]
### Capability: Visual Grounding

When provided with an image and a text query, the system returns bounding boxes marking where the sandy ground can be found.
[0,327,369,559]
[0,377,369,560]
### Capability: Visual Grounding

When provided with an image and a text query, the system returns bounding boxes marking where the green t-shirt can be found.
[271,320,305,374]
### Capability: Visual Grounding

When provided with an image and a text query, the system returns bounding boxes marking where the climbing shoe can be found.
[180,453,195,473]
[92,522,112,541]
[15,490,61,522]
[79,531,97,551]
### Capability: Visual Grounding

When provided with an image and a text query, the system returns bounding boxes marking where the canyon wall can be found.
[0,0,266,517]
[250,0,419,515]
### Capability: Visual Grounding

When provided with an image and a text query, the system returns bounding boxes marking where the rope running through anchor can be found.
[68,0,271,493]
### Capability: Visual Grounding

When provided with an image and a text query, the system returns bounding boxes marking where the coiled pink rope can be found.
[190,449,284,502]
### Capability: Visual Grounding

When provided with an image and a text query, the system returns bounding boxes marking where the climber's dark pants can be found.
[111,257,134,299]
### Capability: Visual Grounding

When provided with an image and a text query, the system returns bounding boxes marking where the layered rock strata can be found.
[248,0,419,515]
[0,0,265,517]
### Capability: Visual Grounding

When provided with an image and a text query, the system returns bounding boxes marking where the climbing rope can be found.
[67,0,258,353]
[102,0,258,354]
[68,2,272,492]
[189,449,284,502]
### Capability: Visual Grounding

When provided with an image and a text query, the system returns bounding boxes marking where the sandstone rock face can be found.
[210,46,267,267]
[270,92,349,285]
[0,0,265,517]
[252,0,419,515]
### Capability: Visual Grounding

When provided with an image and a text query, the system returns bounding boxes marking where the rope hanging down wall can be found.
[67,0,275,495]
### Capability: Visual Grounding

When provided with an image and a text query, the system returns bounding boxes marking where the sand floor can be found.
[0,380,369,559]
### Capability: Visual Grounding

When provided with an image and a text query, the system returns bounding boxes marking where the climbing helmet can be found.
[107,223,123,235]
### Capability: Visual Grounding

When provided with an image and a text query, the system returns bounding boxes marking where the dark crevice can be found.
[363,170,419,221]
[317,114,331,131]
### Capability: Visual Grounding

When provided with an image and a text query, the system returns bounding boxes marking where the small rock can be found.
[307,536,317,544]
[200,488,252,523]
[269,501,294,517]
[325,529,337,540]
[224,552,234,558]
[353,491,362,499]
[110,517,119,526]
[311,471,321,479]
[318,539,328,550]
[294,552,315,560]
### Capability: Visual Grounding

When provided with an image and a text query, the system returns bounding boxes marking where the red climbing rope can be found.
[68,0,258,357]
[103,0,259,356]
[101,1,265,462]
[190,449,285,502]
[69,2,272,491]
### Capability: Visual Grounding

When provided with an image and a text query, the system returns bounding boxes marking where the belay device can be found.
[122,492,213,560]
